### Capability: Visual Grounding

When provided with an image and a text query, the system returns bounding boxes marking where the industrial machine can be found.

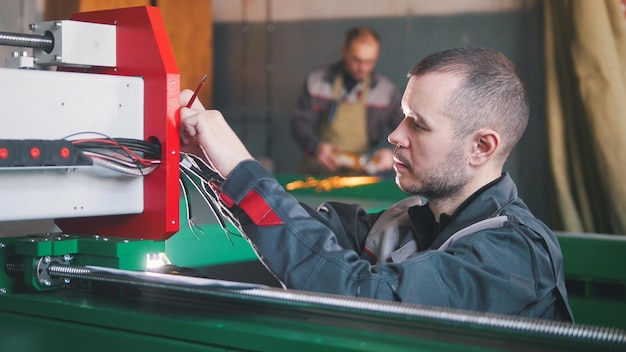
[0,6,625,351]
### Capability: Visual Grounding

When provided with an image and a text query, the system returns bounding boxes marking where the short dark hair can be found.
[344,27,380,47]
[408,47,529,162]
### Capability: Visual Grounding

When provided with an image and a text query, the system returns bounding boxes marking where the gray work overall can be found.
[300,74,370,175]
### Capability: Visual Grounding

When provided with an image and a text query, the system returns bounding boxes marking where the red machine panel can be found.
[55,6,180,241]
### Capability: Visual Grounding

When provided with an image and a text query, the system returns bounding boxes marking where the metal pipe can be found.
[46,263,626,349]
[0,31,54,52]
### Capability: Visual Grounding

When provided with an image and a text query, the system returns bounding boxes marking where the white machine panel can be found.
[0,67,145,221]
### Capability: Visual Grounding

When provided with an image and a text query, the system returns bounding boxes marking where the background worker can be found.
[290,27,403,175]
[180,47,573,321]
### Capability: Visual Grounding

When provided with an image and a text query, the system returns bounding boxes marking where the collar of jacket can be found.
[408,172,520,250]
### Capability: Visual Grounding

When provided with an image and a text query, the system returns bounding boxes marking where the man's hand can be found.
[180,90,253,178]
[316,142,338,171]
[179,89,206,158]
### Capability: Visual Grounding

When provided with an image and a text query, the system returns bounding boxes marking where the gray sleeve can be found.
[220,161,559,320]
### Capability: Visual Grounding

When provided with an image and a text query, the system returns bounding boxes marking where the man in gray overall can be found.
[180,47,574,322]
[291,27,403,175]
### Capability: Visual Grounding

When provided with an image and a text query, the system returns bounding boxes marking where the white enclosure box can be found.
[0,67,144,221]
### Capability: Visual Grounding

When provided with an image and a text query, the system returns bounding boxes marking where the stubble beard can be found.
[396,147,469,201]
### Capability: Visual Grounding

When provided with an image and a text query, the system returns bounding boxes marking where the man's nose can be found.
[388,118,407,146]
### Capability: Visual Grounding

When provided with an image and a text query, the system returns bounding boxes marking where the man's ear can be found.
[470,129,500,166]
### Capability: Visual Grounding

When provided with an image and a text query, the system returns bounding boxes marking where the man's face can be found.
[388,72,471,200]
[341,39,380,81]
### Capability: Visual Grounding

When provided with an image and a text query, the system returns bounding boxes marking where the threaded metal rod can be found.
[0,31,54,52]
[4,262,24,275]
[46,264,626,348]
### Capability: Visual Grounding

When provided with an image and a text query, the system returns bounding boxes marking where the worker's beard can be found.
[397,147,469,201]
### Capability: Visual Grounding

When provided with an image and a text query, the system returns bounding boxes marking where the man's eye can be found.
[412,120,425,130]
[402,115,426,130]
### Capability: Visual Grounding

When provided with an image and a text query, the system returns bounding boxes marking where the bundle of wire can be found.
[67,132,161,176]
[179,152,242,242]
[67,132,239,241]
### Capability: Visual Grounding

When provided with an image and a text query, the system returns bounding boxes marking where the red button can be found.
[60,147,70,159]
[0,147,7,159]
[30,147,40,159]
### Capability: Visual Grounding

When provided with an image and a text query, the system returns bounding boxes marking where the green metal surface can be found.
[10,234,164,271]
[0,234,165,293]
[557,232,626,329]
[0,291,481,352]
[166,222,255,268]
[0,238,21,294]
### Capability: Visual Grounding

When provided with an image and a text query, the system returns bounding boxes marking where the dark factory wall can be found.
[210,4,549,222]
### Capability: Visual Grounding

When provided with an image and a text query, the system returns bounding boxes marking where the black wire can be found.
[180,167,226,228]
[183,153,223,184]
[116,138,161,158]
[63,133,240,240]
[64,132,162,176]
[179,153,243,242]
[64,132,161,156]
[179,178,205,240]
[73,139,160,159]
[179,166,242,243]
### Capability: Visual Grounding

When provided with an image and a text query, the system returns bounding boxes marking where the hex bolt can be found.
[0,288,6,294]
[43,256,51,264]
[42,280,51,286]
[63,254,71,262]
